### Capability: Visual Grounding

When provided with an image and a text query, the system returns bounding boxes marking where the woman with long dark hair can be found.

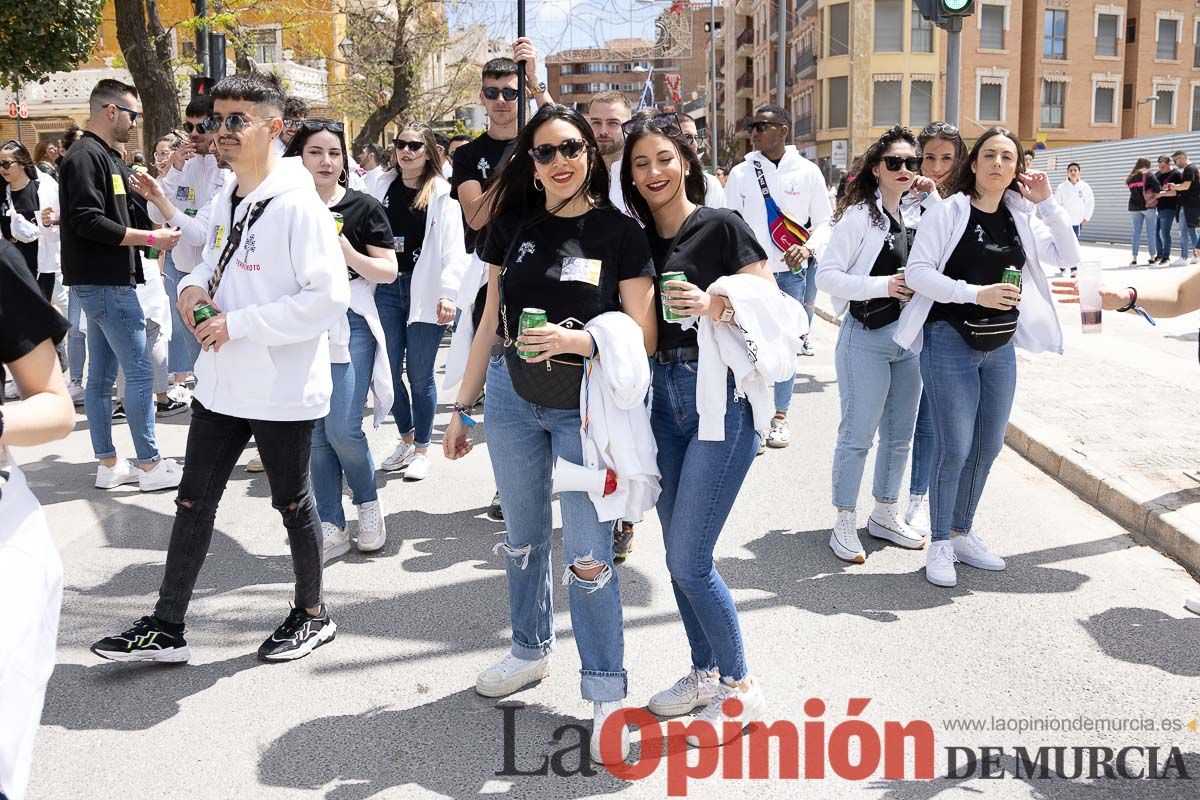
[1126,157,1158,266]
[372,122,468,482]
[895,127,1079,588]
[284,120,399,559]
[0,141,58,300]
[32,140,60,179]
[817,125,937,564]
[620,115,773,741]
[443,103,655,764]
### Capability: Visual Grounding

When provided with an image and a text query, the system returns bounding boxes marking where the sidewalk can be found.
[814,241,1200,577]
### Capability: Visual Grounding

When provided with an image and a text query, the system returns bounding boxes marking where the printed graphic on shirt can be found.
[211,224,225,250]
[176,186,197,204]
[560,257,602,286]
[111,174,126,195]
[515,241,536,263]
[477,158,491,181]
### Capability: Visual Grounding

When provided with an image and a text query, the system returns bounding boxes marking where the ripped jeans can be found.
[154,401,324,626]
[484,355,627,701]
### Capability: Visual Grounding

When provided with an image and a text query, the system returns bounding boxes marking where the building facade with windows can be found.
[546,40,662,114]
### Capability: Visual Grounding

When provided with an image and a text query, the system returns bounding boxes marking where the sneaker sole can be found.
[156,406,190,418]
[91,645,191,663]
[356,534,386,553]
[1185,598,1200,616]
[486,508,504,522]
[648,696,714,717]
[245,465,265,473]
[475,660,551,698]
[766,439,789,449]
[140,478,183,492]
[925,569,957,588]
[260,621,337,662]
[95,476,141,490]
[402,471,428,482]
[323,541,352,564]
[829,534,865,564]
[867,518,927,550]
[955,554,1006,571]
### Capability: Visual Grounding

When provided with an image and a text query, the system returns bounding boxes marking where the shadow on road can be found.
[1079,606,1200,677]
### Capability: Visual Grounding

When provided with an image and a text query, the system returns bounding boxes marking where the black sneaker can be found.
[112,403,126,420]
[487,491,504,521]
[257,605,337,662]
[156,397,189,417]
[91,616,190,663]
[613,522,635,563]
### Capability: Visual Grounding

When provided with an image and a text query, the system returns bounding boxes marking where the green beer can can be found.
[332,212,344,236]
[193,302,217,326]
[660,271,688,323]
[518,308,547,360]
[1001,267,1022,288]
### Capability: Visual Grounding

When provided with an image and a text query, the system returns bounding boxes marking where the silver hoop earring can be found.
[533,175,544,191]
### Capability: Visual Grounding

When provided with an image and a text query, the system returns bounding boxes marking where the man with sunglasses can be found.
[723,105,831,450]
[58,78,184,492]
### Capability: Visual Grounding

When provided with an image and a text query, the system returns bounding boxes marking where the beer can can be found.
[1001,268,1022,288]
[193,302,217,326]
[184,208,198,218]
[145,247,160,259]
[332,212,344,236]
[660,271,688,323]
[517,308,547,360]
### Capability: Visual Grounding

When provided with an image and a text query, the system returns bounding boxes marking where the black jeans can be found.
[154,401,324,625]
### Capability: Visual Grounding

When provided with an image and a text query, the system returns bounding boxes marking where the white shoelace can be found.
[359,502,380,532]
[696,683,740,723]
[488,653,536,678]
[930,542,959,567]
[665,669,704,699]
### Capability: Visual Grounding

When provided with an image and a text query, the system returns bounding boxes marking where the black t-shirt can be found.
[647,207,766,351]
[450,132,514,255]
[0,241,67,403]
[230,192,246,227]
[849,212,913,328]
[1181,164,1200,208]
[1157,168,1182,211]
[481,206,655,343]
[0,181,40,276]
[382,179,427,273]
[333,188,393,277]
[929,204,1026,325]
[1127,173,1148,212]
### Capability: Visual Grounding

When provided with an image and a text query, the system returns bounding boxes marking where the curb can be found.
[812,304,1200,578]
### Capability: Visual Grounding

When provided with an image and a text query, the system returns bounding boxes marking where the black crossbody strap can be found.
[208,196,273,297]
[496,221,527,344]
[752,160,771,199]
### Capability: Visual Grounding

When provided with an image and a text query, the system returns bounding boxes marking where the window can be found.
[247,27,278,64]
[1196,21,1200,68]
[911,2,933,52]
[875,0,904,52]
[1043,10,1067,59]
[1126,17,1136,44]
[1096,14,1119,57]
[910,80,932,127]
[1154,88,1175,125]
[1193,86,1200,131]
[979,82,1003,121]
[980,4,1005,50]
[829,3,849,56]
[1041,80,1065,128]
[873,79,901,126]
[1157,18,1178,60]
[828,76,848,128]
[1093,85,1115,124]
[1123,83,1133,109]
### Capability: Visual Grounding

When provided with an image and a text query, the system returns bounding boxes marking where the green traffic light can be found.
[943,0,971,10]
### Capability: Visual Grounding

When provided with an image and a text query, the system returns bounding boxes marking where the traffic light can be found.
[915,0,974,27]
[190,76,215,98]
[940,0,974,16]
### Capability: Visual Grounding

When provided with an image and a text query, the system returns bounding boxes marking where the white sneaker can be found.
[952,532,1006,570]
[686,679,768,747]
[138,458,183,492]
[355,500,386,552]
[799,336,814,357]
[1191,257,1199,266]
[829,509,865,563]
[756,438,766,456]
[648,667,720,717]
[403,452,430,481]
[95,459,140,489]
[245,455,264,473]
[1185,596,1200,616]
[766,416,790,448]
[590,701,631,764]
[381,441,417,472]
[1171,257,1188,266]
[167,384,192,404]
[322,521,350,564]
[925,540,958,587]
[475,652,551,697]
[68,380,85,406]
[904,493,931,537]
[3,382,17,401]
[868,500,926,549]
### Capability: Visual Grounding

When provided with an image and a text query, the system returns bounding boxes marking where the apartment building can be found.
[1122,0,1200,139]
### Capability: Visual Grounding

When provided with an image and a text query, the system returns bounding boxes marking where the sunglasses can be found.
[110,104,139,123]
[482,87,520,102]
[283,118,305,129]
[394,140,425,153]
[620,112,682,136]
[0,161,17,170]
[181,121,208,134]
[302,120,344,133]
[882,156,922,172]
[528,139,587,165]
[920,122,959,138]
[209,114,270,133]
[747,121,782,134]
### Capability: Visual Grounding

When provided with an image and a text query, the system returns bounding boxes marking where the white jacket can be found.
[1053,178,1094,226]
[686,274,806,441]
[152,154,229,272]
[442,252,489,390]
[815,190,939,318]
[703,171,725,209]
[362,166,386,197]
[723,146,832,273]
[371,171,470,325]
[178,158,350,421]
[893,191,1079,355]
[4,177,60,275]
[331,279,394,429]
[578,312,660,523]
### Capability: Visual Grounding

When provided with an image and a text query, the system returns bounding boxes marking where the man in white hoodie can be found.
[1053,162,1094,240]
[90,72,350,665]
[723,104,831,449]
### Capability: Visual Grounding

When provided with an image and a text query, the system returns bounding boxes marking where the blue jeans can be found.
[1158,207,1176,259]
[70,285,160,464]
[67,290,86,383]
[1071,225,1081,239]
[919,322,1016,542]
[1131,209,1158,259]
[772,269,806,413]
[375,274,445,448]
[832,319,922,509]
[909,390,934,496]
[485,356,626,701]
[652,362,758,681]
[802,261,818,325]
[311,311,378,528]
[1179,208,1196,260]
[162,253,201,373]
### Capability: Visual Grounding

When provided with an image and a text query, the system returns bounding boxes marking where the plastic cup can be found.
[1077,261,1102,334]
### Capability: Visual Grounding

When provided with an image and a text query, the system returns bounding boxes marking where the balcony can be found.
[736,72,754,98]
[262,59,329,103]
[796,46,816,78]
[794,112,813,139]
[794,0,816,17]
[736,29,754,57]
[733,114,752,139]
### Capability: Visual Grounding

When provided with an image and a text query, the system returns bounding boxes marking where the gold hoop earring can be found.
[533,175,544,191]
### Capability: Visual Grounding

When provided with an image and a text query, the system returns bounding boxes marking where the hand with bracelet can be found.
[663,278,735,322]
[1051,280,1156,325]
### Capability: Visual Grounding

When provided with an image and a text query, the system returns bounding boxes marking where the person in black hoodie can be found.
[58,79,184,494]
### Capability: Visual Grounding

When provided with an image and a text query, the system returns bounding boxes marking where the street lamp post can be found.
[1134,95,1156,139]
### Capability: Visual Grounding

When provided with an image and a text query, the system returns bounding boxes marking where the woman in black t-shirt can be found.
[619,116,771,741]
[1126,158,1158,266]
[286,122,398,559]
[443,104,655,764]
[0,141,53,298]
[816,126,937,566]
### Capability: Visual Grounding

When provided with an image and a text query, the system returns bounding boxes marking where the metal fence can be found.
[1029,131,1200,247]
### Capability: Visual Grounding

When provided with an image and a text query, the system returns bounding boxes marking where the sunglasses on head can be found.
[302,120,344,134]
[882,155,922,172]
[620,112,682,136]
[109,104,139,123]
[747,120,782,134]
[482,87,520,102]
[528,138,586,165]
[209,114,268,133]
[920,122,959,138]
[394,140,425,153]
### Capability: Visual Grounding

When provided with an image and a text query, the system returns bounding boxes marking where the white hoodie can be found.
[151,154,229,272]
[178,158,350,421]
[685,274,806,440]
[723,146,832,273]
[577,312,660,523]
[1053,178,1094,226]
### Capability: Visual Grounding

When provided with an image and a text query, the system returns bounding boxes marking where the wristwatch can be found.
[527,80,547,97]
[718,301,735,323]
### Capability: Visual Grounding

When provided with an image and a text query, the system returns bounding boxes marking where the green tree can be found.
[0,0,104,89]
[115,0,183,154]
